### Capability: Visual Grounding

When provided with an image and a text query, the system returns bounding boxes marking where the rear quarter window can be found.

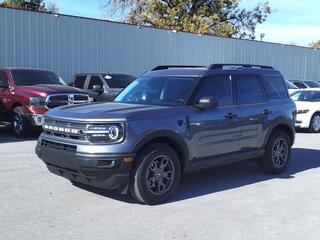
[260,75,289,99]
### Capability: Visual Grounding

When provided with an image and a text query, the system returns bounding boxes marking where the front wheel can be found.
[12,111,32,137]
[129,143,181,205]
[259,130,291,174]
[309,113,320,133]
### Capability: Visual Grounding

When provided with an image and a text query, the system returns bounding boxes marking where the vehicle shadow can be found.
[73,148,320,204]
[0,124,40,143]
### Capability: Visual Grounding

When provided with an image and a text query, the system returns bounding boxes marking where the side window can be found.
[73,76,86,89]
[294,82,306,89]
[0,71,8,87]
[195,75,233,106]
[235,75,266,104]
[260,75,288,99]
[88,76,104,90]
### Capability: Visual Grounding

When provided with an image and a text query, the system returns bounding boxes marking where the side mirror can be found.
[194,97,219,110]
[68,82,74,87]
[92,85,104,93]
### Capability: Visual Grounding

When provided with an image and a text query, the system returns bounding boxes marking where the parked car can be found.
[285,80,299,94]
[291,80,320,89]
[290,88,320,132]
[71,73,135,102]
[0,68,90,136]
[36,64,296,205]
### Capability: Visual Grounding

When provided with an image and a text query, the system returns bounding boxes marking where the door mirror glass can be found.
[195,97,219,110]
[93,85,103,93]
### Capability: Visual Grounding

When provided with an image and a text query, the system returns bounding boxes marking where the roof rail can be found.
[152,65,205,71]
[208,64,274,70]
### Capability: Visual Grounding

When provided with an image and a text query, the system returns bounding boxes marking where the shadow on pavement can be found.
[0,124,40,143]
[73,147,320,204]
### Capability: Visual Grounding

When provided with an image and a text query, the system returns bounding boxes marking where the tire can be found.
[12,110,32,137]
[309,113,320,133]
[129,143,181,205]
[259,130,291,174]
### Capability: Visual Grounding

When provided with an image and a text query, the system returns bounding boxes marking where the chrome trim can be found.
[45,93,90,109]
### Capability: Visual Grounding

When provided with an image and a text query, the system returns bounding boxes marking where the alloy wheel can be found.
[272,138,289,168]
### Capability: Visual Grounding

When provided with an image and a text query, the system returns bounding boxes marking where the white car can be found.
[285,80,299,94]
[290,88,320,132]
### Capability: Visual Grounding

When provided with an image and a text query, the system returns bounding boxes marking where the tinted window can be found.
[293,82,307,89]
[261,75,288,99]
[88,76,103,89]
[115,76,197,106]
[195,75,233,106]
[305,81,320,88]
[104,74,135,88]
[73,76,86,89]
[0,72,8,87]
[11,70,67,86]
[285,80,298,89]
[235,75,266,104]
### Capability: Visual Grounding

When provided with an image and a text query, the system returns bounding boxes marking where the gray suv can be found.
[36,64,296,205]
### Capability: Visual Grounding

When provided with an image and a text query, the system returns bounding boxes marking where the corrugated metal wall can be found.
[0,7,320,82]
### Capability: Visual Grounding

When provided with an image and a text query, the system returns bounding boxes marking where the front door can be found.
[188,74,240,165]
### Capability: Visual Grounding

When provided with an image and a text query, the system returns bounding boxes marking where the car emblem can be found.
[66,122,72,128]
[68,94,75,104]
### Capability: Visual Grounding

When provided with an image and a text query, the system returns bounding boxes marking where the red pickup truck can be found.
[0,68,90,136]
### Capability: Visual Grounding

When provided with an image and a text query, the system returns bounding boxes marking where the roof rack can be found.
[152,65,205,71]
[208,64,274,70]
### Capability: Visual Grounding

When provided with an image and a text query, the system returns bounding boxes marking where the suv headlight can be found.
[29,97,46,107]
[84,123,124,143]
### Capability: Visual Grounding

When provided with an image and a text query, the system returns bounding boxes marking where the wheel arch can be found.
[131,130,189,173]
[264,120,295,147]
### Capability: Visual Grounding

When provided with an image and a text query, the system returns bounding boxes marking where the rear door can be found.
[234,74,270,154]
[189,74,241,165]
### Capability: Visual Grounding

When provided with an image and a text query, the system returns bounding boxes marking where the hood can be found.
[15,84,86,98]
[46,102,188,121]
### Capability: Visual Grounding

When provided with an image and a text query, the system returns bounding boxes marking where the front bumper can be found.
[35,140,134,192]
[295,114,311,129]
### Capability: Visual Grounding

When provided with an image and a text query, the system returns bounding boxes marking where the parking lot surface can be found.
[0,128,319,240]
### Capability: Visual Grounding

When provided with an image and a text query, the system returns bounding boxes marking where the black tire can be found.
[129,143,181,205]
[12,110,32,137]
[259,130,291,174]
[309,113,320,133]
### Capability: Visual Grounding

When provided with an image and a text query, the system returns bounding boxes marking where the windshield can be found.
[290,91,320,102]
[104,74,135,88]
[11,70,67,86]
[285,80,298,89]
[114,76,198,106]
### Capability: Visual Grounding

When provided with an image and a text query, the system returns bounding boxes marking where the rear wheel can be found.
[12,110,32,137]
[259,130,291,174]
[309,113,320,133]
[129,143,181,205]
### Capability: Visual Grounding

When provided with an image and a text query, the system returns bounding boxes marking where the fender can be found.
[263,117,295,147]
[131,130,190,170]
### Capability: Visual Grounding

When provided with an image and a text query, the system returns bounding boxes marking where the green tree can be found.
[310,40,320,49]
[0,0,58,13]
[102,0,271,40]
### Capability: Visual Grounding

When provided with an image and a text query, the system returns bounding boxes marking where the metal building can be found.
[0,7,320,81]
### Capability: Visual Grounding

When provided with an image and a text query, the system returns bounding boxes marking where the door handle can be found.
[263,109,272,115]
[225,113,238,120]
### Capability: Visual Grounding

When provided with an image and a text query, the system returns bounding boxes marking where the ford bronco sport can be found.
[36,64,296,205]
[0,68,90,136]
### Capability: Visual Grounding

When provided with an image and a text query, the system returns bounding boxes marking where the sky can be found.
[10,0,320,46]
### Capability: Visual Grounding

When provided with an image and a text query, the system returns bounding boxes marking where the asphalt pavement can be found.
[0,127,319,240]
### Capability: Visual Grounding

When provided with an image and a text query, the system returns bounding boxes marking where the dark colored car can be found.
[36,64,296,205]
[291,80,320,89]
[0,68,90,136]
[71,73,135,102]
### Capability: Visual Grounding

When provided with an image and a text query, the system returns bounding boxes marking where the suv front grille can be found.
[43,118,87,141]
[45,93,90,109]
